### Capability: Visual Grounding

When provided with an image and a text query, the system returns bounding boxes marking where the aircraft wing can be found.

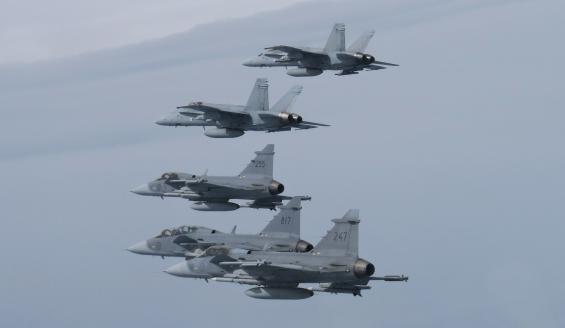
[256,112,329,131]
[221,261,355,278]
[336,64,387,76]
[311,282,371,296]
[177,102,250,122]
[365,64,388,70]
[265,45,328,60]
[218,260,319,273]
[244,195,310,209]
[336,53,399,67]
[245,197,285,209]
[266,122,329,132]
[295,121,330,129]
[165,178,217,189]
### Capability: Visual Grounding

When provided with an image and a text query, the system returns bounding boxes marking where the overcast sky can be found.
[0,0,310,64]
[1,0,564,327]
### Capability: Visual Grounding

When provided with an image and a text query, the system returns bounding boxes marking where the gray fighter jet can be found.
[127,197,313,258]
[243,23,398,76]
[155,78,328,138]
[164,210,408,299]
[131,144,309,211]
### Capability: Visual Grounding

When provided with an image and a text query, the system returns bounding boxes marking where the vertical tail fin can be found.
[324,23,346,52]
[347,30,375,53]
[239,144,274,177]
[270,85,303,113]
[245,78,269,111]
[312,209,359,257]
[259,197,302,238]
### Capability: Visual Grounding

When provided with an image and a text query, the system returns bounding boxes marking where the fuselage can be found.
[131,173,279,202]
[128,226,304,257]
[167,249,374,286]
[156,106,301,132]
[243,48,374,71]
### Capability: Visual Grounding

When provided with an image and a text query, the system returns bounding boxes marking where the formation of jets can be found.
[129,23,406,299]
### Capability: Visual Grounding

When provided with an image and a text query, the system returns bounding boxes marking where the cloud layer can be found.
[0,0,309,64]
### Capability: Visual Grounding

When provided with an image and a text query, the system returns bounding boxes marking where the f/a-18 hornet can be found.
[155,78,328,138]
[127,197,313,258]
[164,209,408,299]
[130,144,309,211]
[243,23,398,76]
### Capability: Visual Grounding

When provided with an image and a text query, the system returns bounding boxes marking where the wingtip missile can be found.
[370,275,409,282]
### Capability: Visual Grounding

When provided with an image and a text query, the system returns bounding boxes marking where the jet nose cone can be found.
[130,184,151,195]
[155,118,167,125]
[242,57,260,67]
[155,112,179,126]
[155,117,172,126]
[127,241,152,255]
[164,262,190,277]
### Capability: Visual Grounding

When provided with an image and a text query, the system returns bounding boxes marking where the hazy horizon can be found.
[1,0,564,327]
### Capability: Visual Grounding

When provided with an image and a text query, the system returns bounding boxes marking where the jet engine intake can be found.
[353,259,375,278]
[295,240,314,252]
[268,180,285,195]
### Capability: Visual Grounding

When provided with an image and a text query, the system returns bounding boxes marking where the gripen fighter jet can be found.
[164,210,408,299]
[130,144,309,211]
[155,78,328,138]
[127,197,313,258]
[243,23,398,76]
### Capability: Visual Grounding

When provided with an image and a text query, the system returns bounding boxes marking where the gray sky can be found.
[1,0,564,327]
[0,0,309,64]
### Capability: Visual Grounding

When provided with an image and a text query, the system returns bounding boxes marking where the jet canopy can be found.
[157,172,197,181]
[156,225,200,238]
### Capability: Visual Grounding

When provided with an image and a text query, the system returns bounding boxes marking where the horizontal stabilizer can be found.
[373,60,398,66]
[301,121,330,127]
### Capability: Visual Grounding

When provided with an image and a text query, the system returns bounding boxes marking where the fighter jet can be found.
[130,144,309,211]
[164,209,408,299]
[243,23,398,76]
[155,78,328,138]
[127,197,313,258]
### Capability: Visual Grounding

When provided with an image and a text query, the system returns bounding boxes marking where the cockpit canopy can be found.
[156,225,198,238]
[157,172,197,181]
[157,172,179,181]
